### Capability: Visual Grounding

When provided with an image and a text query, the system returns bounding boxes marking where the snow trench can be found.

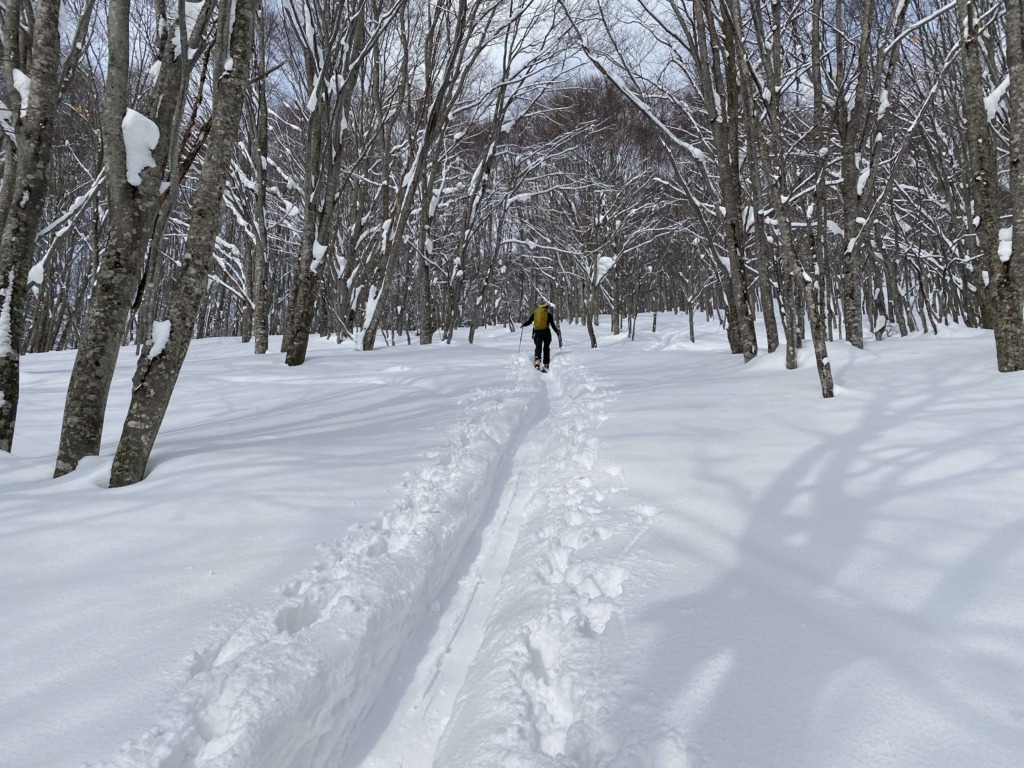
[97,362,542,768]
[433,359,633,767]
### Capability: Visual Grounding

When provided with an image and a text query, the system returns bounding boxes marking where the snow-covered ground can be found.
[4,315,1024,768]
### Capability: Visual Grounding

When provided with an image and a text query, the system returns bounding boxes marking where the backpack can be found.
[533,305,549,330]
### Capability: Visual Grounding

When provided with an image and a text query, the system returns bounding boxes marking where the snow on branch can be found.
[985,76,1010,123]
[122,109,160,186]
[581,48,707,164]
[148,320,171,358]
[171,1,207,60]
[12,69,30,116]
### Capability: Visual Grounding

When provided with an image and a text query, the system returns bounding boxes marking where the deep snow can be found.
[3,315,1024,768]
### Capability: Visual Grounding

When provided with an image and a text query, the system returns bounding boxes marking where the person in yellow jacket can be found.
[521,301,562,371]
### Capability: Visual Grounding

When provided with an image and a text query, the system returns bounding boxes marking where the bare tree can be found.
[959,0,1024,370]
[569,0,759,360]
[436,0,573,344]
[360,0,510,350]
[110,0,260,487]
[0,0,95,451]
[224,6,277,354]
[826,0,910,349]
[54,0,217,476]
[727,0,834,396]
[278,0,403,366]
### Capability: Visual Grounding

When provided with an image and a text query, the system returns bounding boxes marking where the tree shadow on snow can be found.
[604,357,1024,768]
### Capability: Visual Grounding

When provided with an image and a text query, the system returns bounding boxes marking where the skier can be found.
[521,301,562,372]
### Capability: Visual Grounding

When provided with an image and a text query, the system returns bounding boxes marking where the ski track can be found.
[91,363,541,768]
[340,345,628,768]
[91,342,668,768]
[341,402,542,768]
[423,349,671,767]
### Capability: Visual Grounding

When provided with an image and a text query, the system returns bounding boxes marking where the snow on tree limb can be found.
[12,69,30,116]
[122,109,160,186]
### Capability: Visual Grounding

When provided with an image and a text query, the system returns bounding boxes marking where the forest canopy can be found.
[1,0,1022,485]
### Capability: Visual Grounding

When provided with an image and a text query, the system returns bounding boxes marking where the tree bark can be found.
[110,0,259,487]
[280,0,369,365]
[0,0,65,451]
[54,0,214,476]
[997,0,1024,370]
[695,0,756,361]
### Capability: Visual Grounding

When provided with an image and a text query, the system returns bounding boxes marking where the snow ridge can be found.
[94,368,540,768]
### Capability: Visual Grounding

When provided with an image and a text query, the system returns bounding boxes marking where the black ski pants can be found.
[533,328,553,365]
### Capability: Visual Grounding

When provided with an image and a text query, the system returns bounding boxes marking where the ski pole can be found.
[517,323,525,356]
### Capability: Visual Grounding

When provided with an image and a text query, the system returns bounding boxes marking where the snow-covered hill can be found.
[4,316,1024,768]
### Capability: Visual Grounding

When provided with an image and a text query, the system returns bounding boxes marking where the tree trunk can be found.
[0,0,64,452]
[728,0,831,395]
[697,0,756,361]
[280,1,369,364]
[417,162,439,345]
[110,0,258,487]
[54,0,213,476]
[282,219,326,365]
[746,145,780,354]
[997,0,1024,370]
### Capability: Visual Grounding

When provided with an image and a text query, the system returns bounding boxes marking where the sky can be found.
[3,313,1024,768]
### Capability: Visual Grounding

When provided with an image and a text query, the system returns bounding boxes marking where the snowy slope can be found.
[2,337,538,767]
[4,317,1024,768]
